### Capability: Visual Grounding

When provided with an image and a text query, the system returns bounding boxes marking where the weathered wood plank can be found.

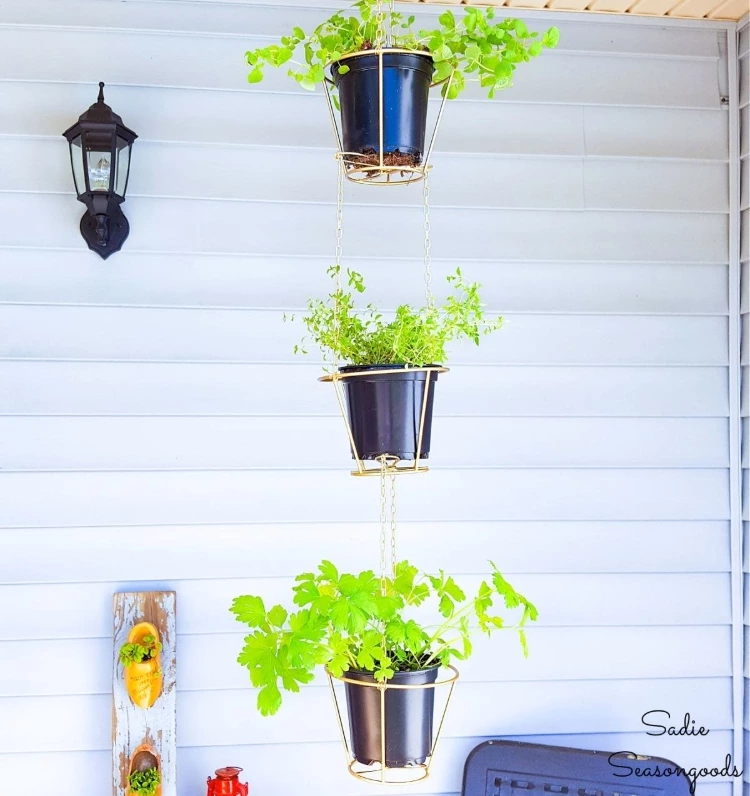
[112,592,176,796]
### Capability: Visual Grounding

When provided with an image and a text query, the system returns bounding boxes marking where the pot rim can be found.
[320,364,448,383]
[331,47,434,68]
[326,663,459,689]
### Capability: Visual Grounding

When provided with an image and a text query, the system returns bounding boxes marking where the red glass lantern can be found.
[207,767,248,796]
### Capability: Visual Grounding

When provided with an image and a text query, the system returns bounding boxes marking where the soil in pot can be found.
[331,51,435,166]
[339,365,439,461]
[344,666,439,767]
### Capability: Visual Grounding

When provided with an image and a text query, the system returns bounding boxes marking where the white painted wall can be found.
[0,2,742,795]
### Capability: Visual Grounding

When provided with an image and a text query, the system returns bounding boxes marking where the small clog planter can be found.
[120,621,163,709]
[326,365,447,473]
[128,744,162,796]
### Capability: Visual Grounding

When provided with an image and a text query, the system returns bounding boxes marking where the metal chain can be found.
[389,472,397,579]
[379,458,388,595]
[332,160,344,370]
[375,0,384,49]
[423,171,435,310]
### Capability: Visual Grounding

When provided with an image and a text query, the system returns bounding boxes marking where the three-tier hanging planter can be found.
[244,0,559,184]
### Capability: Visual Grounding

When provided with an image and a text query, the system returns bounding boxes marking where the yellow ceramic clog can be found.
[122,621,163,709]
[127,743,162,796]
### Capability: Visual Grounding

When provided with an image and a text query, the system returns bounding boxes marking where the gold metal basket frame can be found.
[327,665,459,784]
[323,48,453,186]
[320,365,449,476]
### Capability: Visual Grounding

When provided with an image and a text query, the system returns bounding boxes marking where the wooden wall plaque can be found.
[113,591,177,796]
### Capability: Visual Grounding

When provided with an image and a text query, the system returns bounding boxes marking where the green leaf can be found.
[438,10,456,28]
[293,26,305,39]
[247,67,264,84]
[230,595,267,627]
[268,604,288,628]
[257,681,283,716]
[543,26,560,48]
[318,559,339,582]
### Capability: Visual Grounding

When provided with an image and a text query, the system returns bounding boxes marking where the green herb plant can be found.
[292,265,502,368]
[119,634,162,667]
[231,559,537,716]
[246,0,558,99]
[128,767,161,796]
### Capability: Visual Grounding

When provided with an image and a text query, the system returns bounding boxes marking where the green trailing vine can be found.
[231,559,537,716]
[245,0,559,98]
[291,266,502,367]
[128,767,160,796]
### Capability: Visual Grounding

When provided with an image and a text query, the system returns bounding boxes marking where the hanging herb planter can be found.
[298,258,502,475]
[244,0,559,184]
[230,558,537,783]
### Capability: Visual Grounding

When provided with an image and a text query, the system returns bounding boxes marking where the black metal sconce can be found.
[62,82,137,259]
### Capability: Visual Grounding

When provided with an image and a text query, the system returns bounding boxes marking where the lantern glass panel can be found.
[115,137,132,196]
[86,147,113,192]
[69,135,87,196]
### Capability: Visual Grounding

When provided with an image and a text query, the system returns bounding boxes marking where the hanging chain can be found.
[332,160,344,370]
[389,472,397,579]
[379,458,388,595]
[375,0,385,49]
[423,171,435,311]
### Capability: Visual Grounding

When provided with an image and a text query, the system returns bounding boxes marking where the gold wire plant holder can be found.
[326,665,459,784]
[325,471,459,784]
[320,367,448,476]
[323,52,453,186]
[322,157,448,476]
[321,0,453,185]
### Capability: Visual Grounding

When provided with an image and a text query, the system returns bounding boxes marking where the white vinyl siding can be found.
[0,3,739,796]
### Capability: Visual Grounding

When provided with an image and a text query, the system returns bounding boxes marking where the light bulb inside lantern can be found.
[88,152,111,190]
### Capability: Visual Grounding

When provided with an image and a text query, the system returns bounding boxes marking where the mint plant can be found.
[119,634,162,667]
[293,266,502,367]
[128,767,160,796]
[231,559,537,716]
[245,0,559,99]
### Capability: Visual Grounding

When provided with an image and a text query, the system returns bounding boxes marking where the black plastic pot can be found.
[344,666,439,767]
[331,51,435,164]
[339,365,439,461]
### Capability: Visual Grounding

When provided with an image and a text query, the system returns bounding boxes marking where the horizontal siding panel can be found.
[0,521,729,584]
[0,83,588,157]
[0,628,731,698]
[0,362,728,417]
[0,416,728,470]
[0,1,725,58]
[0,678,733,753]
[0,139,590,212]
[0,253,729,314]
[583,106,728,160]
[0,574,730,642]
[583,159,728,212]
[0,29,723,108]
[0,83,727,161]
[1,195,728,262]
[0,140,729,213]
[0,307,728,365]
[0,743,733,796]
[0,468,729,526]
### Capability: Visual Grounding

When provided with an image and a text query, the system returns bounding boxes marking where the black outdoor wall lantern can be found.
[62,82,137,259]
